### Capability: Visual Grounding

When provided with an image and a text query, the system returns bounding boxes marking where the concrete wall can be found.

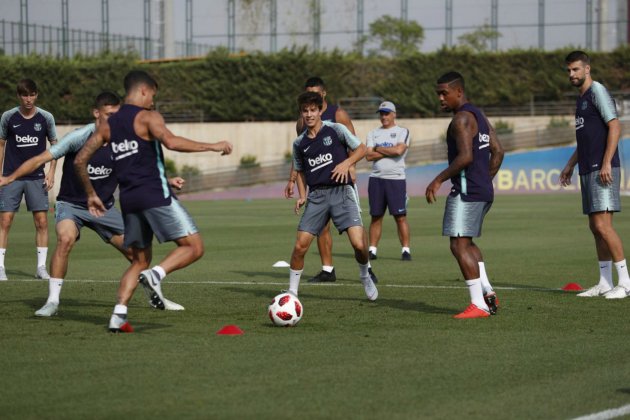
[54,115,568,176]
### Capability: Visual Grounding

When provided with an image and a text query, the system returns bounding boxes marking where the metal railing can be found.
[178,124,584,194]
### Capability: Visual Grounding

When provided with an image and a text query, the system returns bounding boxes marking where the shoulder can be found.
[1,107,20,121]
[36,107,56,122]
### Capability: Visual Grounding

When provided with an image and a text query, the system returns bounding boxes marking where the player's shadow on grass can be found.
[220,286,452,315]
[230,270,287,279]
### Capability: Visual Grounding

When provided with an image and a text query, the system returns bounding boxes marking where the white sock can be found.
[369,246,377,255]
[402,247,410,254]
[0,248,5,267]
[598,260,613,289]
[322,265,334,273]
[47,278,63,304]
[113,304,127,316]
[359,262,369,278]
[152,265,166,281]
[479,262,494,295]
[37,247,47,267]
[289,269,302,295]
[614,259,630,288]
[465,278,489,311]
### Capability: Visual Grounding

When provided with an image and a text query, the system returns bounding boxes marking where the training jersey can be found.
[50,123,117,209]
[0,106,56,180]
[321,104,338,122]
[107,104,172,214]
[446,103,493,202]
[293,121,361,190]
[574,81,619,175]
[366,125,410,180]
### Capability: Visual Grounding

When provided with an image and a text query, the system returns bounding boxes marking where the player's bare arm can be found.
[367,142,408,161]
[336,108,356,135]
[487,124,504,178]
[599,118,621,185]
[559,149,579,187]
[294,171,307,214]
[168,176,186,191]
[74,124,109,216]
[0,139,6,176]
[331,143,366,184]
[425,112,475,204]
[0,150,54,187]
[43,139,58,192]
[143,110,232,154]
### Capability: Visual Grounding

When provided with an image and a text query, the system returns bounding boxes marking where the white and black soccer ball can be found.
[268,292,303,327]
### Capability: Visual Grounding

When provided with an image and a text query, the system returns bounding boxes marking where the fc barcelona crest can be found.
[323,136,333,146]
[581,101,588,111]
[34,123,42,131]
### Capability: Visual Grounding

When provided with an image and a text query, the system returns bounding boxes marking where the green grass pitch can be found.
[1,194,630,419]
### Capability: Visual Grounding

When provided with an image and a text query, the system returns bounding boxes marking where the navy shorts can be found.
[55,200,124,243]
[123,198,199,249]
[0,179,49,212]
[368,177,408,217]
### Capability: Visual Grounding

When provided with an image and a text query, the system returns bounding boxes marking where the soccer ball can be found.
[268,292,303,327]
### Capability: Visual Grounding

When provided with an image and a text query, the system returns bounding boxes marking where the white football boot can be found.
[576,284,612,297]
[35,301,58,317]
[139,269,165,310]
[361,275,378,301]
[163,298,185,311]
[604,285,630,299]
[36,266,50,280]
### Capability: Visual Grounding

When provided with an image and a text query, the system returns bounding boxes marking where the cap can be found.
[377,101,396,113]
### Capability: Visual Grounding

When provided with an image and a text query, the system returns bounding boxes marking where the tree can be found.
[457,24,502,53]
[358,15,424,57]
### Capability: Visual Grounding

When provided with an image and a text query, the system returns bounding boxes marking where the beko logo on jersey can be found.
[112,139,139,160]
[88,164,113,180]
[575,116,585,130]
[15,134,39,147]
[308,153,334,172]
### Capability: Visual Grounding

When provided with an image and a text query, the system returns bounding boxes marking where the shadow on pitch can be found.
[230,270,287,279]
[220,286,452,315]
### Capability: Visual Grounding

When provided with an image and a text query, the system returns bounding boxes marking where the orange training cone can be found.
[562,282,583,291]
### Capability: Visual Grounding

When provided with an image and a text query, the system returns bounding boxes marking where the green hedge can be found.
[1,47,628,123]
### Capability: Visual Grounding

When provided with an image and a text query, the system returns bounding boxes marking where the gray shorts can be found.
[580,168,621,215]
[0,179,48,212]
[123,199,199,249]
[55,200,124,243]
[298,185,363,235]
[442,193,492,238]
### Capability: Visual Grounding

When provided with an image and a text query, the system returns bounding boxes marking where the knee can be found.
[589,218,610,237]
[192,241,205,261]
[34,218,48,231]
[56,234,76,253]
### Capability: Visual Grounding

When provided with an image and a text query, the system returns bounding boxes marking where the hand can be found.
[331,161,351,184]
[284,180,295,199]
[0,176,10,188]
[425,179,442,204]
[599,162,612,185]
[559,165,574,187]
[169,176,185,190]
[294,197,306,214]
[215,141,233,156]
[87,194,106,217]
[44,173,55,192]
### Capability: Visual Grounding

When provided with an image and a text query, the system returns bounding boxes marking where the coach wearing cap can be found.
[365,101,412,261]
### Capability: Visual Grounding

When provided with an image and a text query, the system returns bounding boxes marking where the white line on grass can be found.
[6,278,557,292]
[571,403,630,420]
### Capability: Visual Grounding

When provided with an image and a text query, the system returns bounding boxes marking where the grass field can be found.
[1,193,630,419]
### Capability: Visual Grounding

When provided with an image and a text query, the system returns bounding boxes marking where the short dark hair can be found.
[565,50,590,65]
[123,70,158,93]
[94,91,121,109]
[437,71,465,90]
[304,77,325,90]
[298,91,324,110]
[17,79,38,95]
